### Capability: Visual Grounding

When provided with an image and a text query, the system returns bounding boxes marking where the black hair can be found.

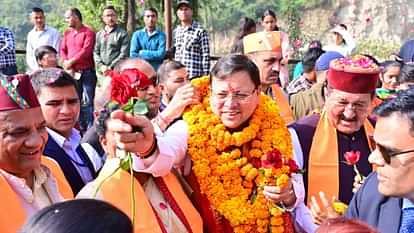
[302,48,325,73]
[158,60,186,84]
[210,54,261,88]
[338,23,348,30]
[68,8,82,22]
[103,5,117,14]
[374,87,414,136]
[380,60,402,74]
[231,17,256,53]
[31,7,44,14]
[34,45,57,64]
[96,102,120,136]
[144,7,158,16]
[19,199,133,233]
[308,40,323,50]
[261,9,279,31]
[236,17,256,40]
[398,63,414,84]
[30,68,79,97]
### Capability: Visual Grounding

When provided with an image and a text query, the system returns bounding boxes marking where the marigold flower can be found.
[183,81,293,232]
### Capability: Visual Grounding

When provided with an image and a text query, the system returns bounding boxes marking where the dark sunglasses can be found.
[373,142,414,164]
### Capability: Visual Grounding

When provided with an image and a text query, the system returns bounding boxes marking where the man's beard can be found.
[146,106,159,120]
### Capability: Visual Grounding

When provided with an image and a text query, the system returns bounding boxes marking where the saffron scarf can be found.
[306,110,374,203]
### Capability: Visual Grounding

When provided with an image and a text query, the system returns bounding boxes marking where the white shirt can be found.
[0,165,66,219]
[26,25,60,72]
[47,128,103,183]
[289,127,319,233]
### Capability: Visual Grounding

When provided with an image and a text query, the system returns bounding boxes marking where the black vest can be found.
[289,114,373,204]
[44,134,97,195]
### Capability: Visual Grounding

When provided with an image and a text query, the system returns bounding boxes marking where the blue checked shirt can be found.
[173,21,210,79]
[0,27,16,68]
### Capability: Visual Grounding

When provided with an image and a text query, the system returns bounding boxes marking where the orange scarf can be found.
[271,84,294,124]
[0,156,73,233]
[98,160,203,233]
[307,111,374,203]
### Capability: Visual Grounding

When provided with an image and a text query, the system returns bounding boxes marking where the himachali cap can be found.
[327,55,380,93]
[243,31,282,54]
[0,74,40,111]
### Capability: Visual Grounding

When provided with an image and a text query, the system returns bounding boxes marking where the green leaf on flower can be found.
[250,187,257,203]
[122,98,134,113]
[133,99,149,116]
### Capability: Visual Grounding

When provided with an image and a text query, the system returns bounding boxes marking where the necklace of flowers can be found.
[183,77,297,233]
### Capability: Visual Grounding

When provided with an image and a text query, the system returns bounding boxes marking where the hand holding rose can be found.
[107,109,155,157]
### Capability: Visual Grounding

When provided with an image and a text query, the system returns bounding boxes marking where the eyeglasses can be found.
[211,89,257,103]
[333,100,370,112]
[373,142,414,164]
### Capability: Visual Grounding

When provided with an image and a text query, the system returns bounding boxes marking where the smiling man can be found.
[346,88,414,233]
[0,74,72,233]
[30,68,102,195]
[107,54,303,232]
[288,56,379,225]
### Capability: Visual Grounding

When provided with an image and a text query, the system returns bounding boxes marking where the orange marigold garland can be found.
[183,76,299,233]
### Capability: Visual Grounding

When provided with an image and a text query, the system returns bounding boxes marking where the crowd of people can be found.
[1,0,414,232]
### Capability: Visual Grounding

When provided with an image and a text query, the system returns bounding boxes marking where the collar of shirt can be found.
[67,25,88,34]
[142,27,159,37]
[0,165,49,204]
[47,128,81,150]
[104,24,118,34]
[403,198,414,209]
[177,20,199,31]
[32,25,50,33]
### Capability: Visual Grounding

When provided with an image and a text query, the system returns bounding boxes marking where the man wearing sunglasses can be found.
[346,88,414,233]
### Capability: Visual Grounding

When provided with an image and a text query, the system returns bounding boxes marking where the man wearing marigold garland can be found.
[243,31,294,125]
[288,55,378,225]
[107,54,306,233]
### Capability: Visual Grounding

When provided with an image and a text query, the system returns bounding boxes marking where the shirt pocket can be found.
[185,34,200,50]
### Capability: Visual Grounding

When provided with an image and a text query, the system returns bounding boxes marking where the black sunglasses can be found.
[374,142,414,164]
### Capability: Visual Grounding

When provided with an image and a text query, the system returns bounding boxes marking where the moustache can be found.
[340,114,357,122]
[268,70,280,78]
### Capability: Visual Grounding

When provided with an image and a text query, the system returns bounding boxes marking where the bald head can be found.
[95,58,158,111]
[115,58,156,80]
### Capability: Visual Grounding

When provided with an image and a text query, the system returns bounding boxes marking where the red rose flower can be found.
[262,149,283,169]
[250,157,261,169]
[109,69,152,105]
[344,150,361,165]
[285,159,300,173]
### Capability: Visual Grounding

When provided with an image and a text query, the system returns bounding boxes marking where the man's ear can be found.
[159,83,166,92]
[99,135,107,148]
